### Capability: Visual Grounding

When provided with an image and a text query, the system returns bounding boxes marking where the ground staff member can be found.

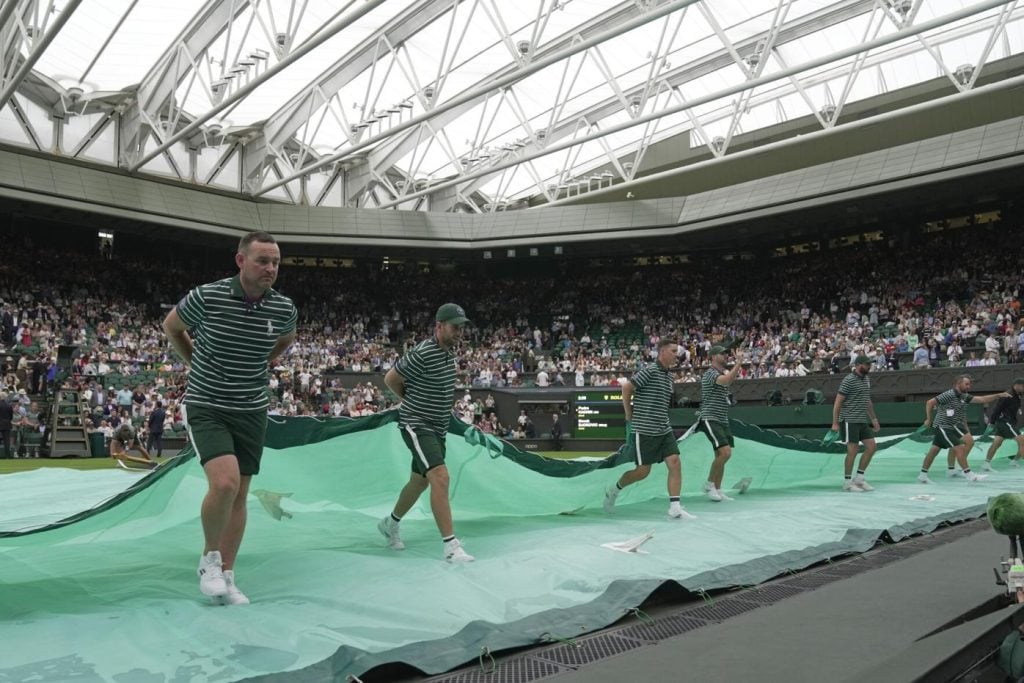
[163,231,297,605]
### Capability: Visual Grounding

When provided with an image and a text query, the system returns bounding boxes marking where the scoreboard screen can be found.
[573,390,626,438]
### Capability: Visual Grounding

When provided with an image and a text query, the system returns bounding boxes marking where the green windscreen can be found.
[0,413,1016,681]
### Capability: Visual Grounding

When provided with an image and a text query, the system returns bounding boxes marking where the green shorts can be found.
[698,419,734,450]
[932,425,966,450]
[400,424,447,476]
[995,421,1021,440]
[631,431,679,466]
[840,422,875,445]
[185,403,267,476]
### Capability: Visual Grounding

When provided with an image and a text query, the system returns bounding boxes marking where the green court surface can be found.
[0,414,1019,682]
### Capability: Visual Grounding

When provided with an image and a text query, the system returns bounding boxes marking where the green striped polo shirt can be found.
[837,371,872,422]
[699,367,731,423]
[933,389,973,429]
[176,275,297,412]
[396,338,456,436]
[629,362,674,436]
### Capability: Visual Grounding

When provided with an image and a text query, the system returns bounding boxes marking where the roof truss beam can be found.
[370,0,1012,210]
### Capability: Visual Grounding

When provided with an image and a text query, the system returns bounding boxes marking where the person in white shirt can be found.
[985,334,1001,356]
[536,370,550,387]
[574,369,585,387]
[946,342,963,366]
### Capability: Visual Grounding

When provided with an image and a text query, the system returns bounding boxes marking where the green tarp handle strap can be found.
[626,607,655,625]
[345,675,364,683]
[822,430,838,446]
[984,424,995,437]
[479,646,496,674]
[696,588,714,605]
[539,632,580,648]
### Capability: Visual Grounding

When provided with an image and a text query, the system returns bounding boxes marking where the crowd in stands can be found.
[0,218,1022,456]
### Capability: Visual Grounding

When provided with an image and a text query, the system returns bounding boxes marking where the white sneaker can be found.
[378,516,405,550]
[197,551,228,597]
[444,539,475,563]
[706,488,723,502]
[733,477,753,494]
[981,461,995,472]
[603,486,619,513]
[946,469,965,479]
[717,489,734,501]
[965,472,988,482]
[843,480,864,492]
[853,477,874,492]
[702,481,714,493]
[668,504,697,520]
[917,472,933,484]
[211,570,250,606]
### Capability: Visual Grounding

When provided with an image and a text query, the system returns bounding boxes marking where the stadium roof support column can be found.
[118,0,252,169]
[0,0,83,112]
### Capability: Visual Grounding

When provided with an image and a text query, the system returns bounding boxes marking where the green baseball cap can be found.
[1013,377,1024,386]
[709,345,727,356]
[436,303,470,325]
[854,355,871,365]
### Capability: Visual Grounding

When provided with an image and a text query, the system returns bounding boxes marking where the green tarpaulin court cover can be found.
[0,413,1016,681]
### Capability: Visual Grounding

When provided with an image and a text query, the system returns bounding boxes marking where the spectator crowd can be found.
[0,218,1022,458]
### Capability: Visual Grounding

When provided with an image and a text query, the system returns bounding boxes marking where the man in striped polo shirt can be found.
[378,303,474,563]
[163,231,297,604]
[603,338,697,520]
[831,354,880,492]
[983,377,1024,471]
[697,344,744,502]
[917,375,1008,484]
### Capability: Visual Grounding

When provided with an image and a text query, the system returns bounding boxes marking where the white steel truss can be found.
[0,0,1020,214]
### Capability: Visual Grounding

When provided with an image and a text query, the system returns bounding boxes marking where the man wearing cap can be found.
[378,303,474,563]
[831,355,880,492]
[697,344,745,502]
[918,375,1008,483]
[982,378,1024,471]
[603,338,697,520]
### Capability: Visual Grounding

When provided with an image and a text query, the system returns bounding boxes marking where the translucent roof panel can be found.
[1,0,1021,212]
[31,0,210,91]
